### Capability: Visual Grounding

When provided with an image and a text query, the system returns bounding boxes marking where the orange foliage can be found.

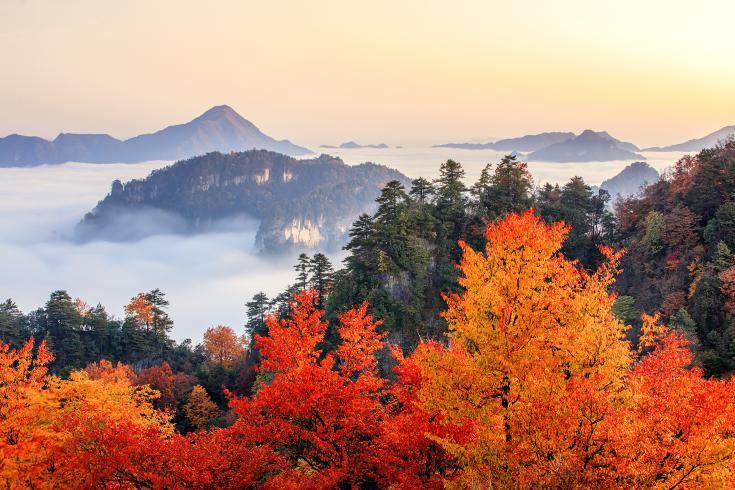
[0,339,172,488]
[606,331,735,487]
[125,293,154,325]
[73,298,90,317]
[0,339,53,485]
[202,325,246,369]
[410,210,632,486]
[219,292,454,488]
[410,210,735,487]
[184,385,220,430]
[84,359,136,383]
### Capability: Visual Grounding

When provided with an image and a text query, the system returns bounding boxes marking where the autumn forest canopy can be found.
[4,140,735,488]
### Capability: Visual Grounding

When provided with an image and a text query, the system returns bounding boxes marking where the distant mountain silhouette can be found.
[0,105,312,167]
[598,161,659,200]
[320,141,389,149]
[527,130,644,162]
[644,125,735,152]
[434,132,574,152]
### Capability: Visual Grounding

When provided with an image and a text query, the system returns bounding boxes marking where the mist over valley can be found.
[0,143,686,342]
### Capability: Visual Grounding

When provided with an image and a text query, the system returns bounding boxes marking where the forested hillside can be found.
[615,139,735,375]
[249,154,616,351]
[4,209,735,487]
[77,149,409,251]
[4,140,735,487]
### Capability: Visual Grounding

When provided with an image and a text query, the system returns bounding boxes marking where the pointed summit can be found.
[195,104,242,121]
[528,130,644,162]
[123,106,312,160]
[0,105,312,166]
[203,104,236,115]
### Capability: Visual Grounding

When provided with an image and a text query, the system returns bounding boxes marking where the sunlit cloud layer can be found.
[0,162,299,342]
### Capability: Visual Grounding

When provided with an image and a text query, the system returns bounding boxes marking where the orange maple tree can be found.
[125,292,154,326]
[202,325,246,369]
[605,324,735,487]
[0,339,173,488]
[135,361,197,411]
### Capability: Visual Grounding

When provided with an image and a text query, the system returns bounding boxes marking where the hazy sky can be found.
[1,0,734,147]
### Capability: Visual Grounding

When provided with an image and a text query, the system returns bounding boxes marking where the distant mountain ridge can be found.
[320,141,389,149]
[76,149,409,252]
[434,132,574,152]
[0,105,312,167]
[527,130,645,162]
[644,125,735,152]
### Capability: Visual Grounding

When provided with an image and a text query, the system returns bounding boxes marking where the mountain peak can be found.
[577,129,617,141]
[528,130,644,162]
[196,104,241,121]
[0,105,312,167]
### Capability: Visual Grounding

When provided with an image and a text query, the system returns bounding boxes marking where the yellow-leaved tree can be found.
[412,210,632,487]
[184,384,220,430]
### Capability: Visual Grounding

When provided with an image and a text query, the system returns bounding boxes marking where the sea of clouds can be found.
[0,148,687,342]
[0,161,301,342]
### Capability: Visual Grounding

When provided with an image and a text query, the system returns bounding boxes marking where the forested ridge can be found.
[3,140,735,488]
[77,149,409,251]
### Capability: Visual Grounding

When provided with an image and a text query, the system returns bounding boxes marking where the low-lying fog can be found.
[0,162,300,342]
[319,146,685,185]
[0,148,687,342]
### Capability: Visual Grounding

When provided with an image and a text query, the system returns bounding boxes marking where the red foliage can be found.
[136,361,197,410]
[221,291,453,487]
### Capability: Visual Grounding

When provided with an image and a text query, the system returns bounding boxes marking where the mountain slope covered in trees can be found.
[249,154,616,350]
[4,210,735,487]
[615,138,735,375]
[77,149,410,251]
[5,140,735,486]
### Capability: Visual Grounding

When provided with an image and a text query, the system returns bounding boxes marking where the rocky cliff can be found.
[77,150,409,252]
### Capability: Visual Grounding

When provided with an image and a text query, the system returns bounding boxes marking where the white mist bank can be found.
[307,147,686,186]
[0,161,301,342]
[0,149,687,341]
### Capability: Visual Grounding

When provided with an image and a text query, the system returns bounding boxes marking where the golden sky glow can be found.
[1,0,734,147]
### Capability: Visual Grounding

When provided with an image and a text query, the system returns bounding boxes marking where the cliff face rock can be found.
[77,149,409,252]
